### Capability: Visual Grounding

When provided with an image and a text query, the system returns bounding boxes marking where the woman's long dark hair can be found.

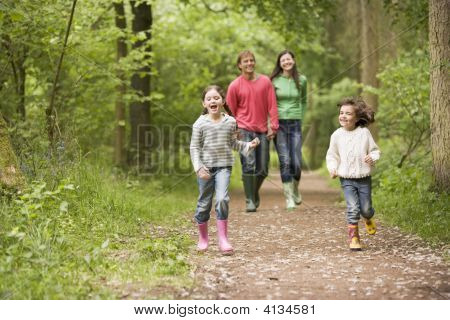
[269,50,302,92]
[201,85,233,116]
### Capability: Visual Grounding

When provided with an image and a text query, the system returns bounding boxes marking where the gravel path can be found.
[185,171,449,300]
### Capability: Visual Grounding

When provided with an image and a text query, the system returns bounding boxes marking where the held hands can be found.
[364,155,376,166]
[197,166,211,180]
[267,127,276,140]
[249,137,260,149]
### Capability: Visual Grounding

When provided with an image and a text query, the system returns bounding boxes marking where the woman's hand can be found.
[364,155,375,166]
[197,166,211,180]
[249,137,260,149]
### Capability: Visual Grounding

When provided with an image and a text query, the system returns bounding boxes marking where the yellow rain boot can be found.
[348,224,362,251]
[364,218,377,235]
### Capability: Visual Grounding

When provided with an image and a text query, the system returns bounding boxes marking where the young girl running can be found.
[326,97,380,251]
[190,85,260,255]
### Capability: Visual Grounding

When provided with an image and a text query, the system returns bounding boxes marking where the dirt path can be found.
[185,171,449,300]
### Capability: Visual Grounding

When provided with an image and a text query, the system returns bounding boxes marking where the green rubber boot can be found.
[254,175,265,209]
[242,175,257,212]
[292,178,302,205]
[282,182,296,210]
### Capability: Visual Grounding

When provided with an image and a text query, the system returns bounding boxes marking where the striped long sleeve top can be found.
[190,113,251,173]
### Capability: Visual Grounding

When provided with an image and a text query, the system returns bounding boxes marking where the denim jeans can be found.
[340,176,375,225]
[194,167,232,223]
[238,129,269,178]
[274,120,302,183]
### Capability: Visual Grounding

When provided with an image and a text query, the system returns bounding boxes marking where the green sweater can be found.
[272,74,307,120]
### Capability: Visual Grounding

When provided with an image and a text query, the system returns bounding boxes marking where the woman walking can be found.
[270,50,307,210]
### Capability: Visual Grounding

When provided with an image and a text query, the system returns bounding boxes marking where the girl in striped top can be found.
[190,85,260,255]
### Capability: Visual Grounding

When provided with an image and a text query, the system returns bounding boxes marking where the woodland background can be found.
[0,0,448,298]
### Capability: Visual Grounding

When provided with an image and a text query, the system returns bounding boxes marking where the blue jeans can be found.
[194,167,232,223]
[238,129,269,178]
[274,120,302,183]
[340,176,375,225]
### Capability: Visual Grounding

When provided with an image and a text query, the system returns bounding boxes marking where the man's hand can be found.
[267,127,276,140]
[197,166,211,180]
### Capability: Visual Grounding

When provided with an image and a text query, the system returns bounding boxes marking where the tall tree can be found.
[429,0,450,192]
[360,0,379,140]
[114,1,128,167]
[1,16,27,120]
[129,0,152,168]
[0,112,24,191]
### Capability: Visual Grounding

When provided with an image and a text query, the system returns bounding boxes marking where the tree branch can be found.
[46,0,78,147]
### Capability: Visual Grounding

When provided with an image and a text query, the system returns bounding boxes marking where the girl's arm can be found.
[230,132,251,156]
[230,127,259,157]
[190,124,204,173]
[366,129,381,162]
[326,132,340,177]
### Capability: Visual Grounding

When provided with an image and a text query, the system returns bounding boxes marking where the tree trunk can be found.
[46,0,77,149]
[114,2,128,167]
[360,0,379,140]
[2,34,26,120]
[0,112,25,191]
[129,0,152,169]
[429,0,450,192]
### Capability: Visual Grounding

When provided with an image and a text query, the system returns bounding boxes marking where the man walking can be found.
[227,50,279,212]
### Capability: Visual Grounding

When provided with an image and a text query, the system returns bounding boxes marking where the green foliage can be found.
[0,160,197,299]
[0,0,444,299]
[373,160,449,245]
[152,0,286,127]
[374,50,430,168]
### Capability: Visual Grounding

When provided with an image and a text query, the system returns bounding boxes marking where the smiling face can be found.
[202,89,224,116]
[279,53,295,74]
[339,104,358,130]
[238,53,256,75]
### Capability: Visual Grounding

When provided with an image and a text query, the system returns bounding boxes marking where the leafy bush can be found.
[374,50,430,168]
[0,160,197,299]
[373,160,449,245]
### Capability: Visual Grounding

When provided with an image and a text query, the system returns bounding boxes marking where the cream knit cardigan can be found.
[326,127,381,179]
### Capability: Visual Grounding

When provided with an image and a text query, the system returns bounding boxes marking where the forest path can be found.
[184,171,449,299]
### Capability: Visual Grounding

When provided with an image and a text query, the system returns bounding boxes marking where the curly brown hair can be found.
[337,96,375,127]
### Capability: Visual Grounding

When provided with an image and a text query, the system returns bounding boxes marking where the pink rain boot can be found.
[197,222,209,252]
[216,219,234,255]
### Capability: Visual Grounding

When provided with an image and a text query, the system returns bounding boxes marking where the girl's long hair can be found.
[201,85,233,116]
[269,50,302,92]
[337,96,375,127]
